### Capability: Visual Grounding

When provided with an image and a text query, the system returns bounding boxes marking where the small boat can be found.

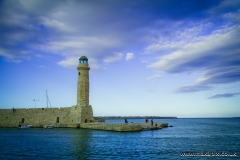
[19,123,33,129]
[44,124,54,129]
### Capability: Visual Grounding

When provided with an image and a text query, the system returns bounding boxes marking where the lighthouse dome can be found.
[79,56,88,64]
[79,56,88,60]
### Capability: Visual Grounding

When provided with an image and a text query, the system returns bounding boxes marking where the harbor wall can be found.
[0,107,82,128]
[0,107,169,132]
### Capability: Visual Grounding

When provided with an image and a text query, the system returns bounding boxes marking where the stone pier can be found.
[54,122,168,131]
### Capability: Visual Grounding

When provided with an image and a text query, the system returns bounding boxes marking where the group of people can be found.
[145,118,154,126]
[124,118,154,126]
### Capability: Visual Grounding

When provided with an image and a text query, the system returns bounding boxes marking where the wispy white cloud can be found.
[144,21,213,54]
[34,35,125,69]
[147,25,240,93]
[147,25,240,72]
[126,53,134,61]
[147,72,163,82]
[39,65,49,68]
[57,57,78,68]
[0,48,15,60]
[174,66,240,93]
[207,92,240,99]
[41,17,75,33]
[210,0,240,14]
[223,10,240,22]
[0,47,38,63]
[103,52,123,63]
[174,84,214,93]
[88,59,106,72]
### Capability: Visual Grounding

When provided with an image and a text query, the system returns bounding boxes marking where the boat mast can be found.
[46,89,51,108]
[46,89,48,108]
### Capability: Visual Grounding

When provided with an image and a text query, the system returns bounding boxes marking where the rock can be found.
[141,122,168,130]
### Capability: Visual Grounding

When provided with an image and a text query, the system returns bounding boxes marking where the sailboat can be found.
[19,123,33,129]
[43,90,54,129]
[44,124,54,129]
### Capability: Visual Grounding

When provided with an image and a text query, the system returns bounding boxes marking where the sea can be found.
[0,118,239,160]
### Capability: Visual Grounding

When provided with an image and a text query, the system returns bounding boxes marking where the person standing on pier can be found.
[125,119,128,123]
[151,119,153,126]
[146,118,148,123]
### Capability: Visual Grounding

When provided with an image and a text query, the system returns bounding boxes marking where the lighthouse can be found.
[77,56,94,123]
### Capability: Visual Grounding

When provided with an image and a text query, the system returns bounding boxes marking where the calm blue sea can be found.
[0,118,239,159]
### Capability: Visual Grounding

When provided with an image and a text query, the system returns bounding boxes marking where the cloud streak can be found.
[147,72,163,82]
[147,24,240,93]
[207,92,240,99]
[103,52,123,63]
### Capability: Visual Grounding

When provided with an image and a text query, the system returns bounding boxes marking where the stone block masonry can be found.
[0,107,79,128]
[80,122,142,131]
[80,122,168,131]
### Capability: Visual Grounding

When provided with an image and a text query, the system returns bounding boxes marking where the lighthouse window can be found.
[79,59,88,64]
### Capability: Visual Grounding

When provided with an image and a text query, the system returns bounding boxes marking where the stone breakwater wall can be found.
[80,122,168,131]
[80,123,142,131]
[0,107,79,128]
[0,108,168,132]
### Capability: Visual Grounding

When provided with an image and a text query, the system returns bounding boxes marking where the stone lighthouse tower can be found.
[77,56,94,123]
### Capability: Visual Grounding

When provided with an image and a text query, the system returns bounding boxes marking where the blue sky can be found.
[0,0,240,118]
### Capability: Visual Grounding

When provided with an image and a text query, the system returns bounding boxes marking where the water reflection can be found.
[69,129,93,159]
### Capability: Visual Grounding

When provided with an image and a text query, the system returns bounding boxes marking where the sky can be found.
[0,0,240,118]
